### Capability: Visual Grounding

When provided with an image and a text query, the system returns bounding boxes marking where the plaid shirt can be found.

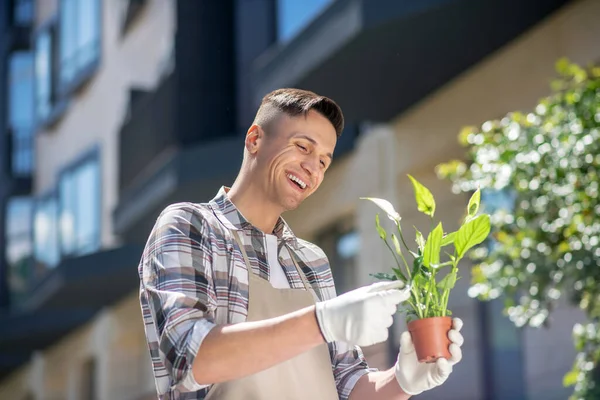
[139,187,374,399]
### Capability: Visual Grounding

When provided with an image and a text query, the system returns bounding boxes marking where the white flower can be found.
[361,197,401,222]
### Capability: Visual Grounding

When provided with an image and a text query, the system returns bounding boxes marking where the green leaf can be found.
[556,57,570,75]
[409,250,420,259]
[455,214,491,258]
[467,188,481,220]
[563,369,579,387]
[413,273,428,288]
[414,227,426,251]
[437,270,458,290]
[392,234,402,256]
[412,255,423,278]
[375,214,387,240]
[370,272,397,281]
[392,267,407,282]
[361,197,401,222]
[423,222,443,268]
[407,174,436,217]
[441,232,456,247]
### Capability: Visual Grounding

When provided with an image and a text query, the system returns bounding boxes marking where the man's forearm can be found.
[349,368,411,400]
[192,305,324,384]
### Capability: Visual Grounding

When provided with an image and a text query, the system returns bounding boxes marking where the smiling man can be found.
[139,88,464,399]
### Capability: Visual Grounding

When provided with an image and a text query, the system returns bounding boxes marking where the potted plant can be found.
[361,175,491,363]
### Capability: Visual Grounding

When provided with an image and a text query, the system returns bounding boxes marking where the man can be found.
[139,88,464,399]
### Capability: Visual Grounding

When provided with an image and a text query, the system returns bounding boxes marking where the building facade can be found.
[0,0,597,399]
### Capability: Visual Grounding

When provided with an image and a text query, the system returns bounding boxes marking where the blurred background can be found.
[0,0,598,399]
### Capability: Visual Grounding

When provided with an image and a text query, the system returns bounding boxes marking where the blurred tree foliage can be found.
[436,59,600,399]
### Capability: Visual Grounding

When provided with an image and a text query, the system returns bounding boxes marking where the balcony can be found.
[0,244,142,379]
[119,74,176,197]
[115,72,242,244]
[253,0,570,123]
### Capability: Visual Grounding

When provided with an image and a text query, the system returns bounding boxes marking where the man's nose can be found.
[301,156,319,177]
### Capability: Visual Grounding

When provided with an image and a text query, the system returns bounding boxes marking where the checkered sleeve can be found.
[140,204,218,392]
[329,340,378,399]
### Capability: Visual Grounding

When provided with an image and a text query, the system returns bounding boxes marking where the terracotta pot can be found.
[407,316,452,363]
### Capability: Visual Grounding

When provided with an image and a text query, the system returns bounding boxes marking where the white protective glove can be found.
[315,281,410,347]
[395,318,464,396]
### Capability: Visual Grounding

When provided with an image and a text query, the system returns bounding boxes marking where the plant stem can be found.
[441,250,459,315]
[383,239,410,277]
[425,281,432,317]
[411,286,424,319]
[396,225,413,258]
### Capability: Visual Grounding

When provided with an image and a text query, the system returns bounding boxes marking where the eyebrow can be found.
[296,134,333,160]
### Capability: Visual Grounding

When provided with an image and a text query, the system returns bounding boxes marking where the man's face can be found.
[251,110,337,212]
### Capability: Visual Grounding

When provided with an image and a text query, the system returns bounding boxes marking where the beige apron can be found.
[205,231,339,400]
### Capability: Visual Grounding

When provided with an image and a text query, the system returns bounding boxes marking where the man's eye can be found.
[297,144,307,151]
[320,160,326,167]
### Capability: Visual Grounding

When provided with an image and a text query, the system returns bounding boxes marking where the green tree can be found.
[437,59,600,399]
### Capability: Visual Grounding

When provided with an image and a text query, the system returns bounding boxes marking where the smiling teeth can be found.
[287,174,307,189]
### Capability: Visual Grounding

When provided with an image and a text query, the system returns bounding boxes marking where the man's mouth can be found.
[287,173,307,190]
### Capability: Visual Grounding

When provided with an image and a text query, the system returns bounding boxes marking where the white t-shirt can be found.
[265,234,291,289]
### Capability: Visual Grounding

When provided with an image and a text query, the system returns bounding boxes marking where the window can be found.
[79,358,97,400]
[8,51,35,176]
[59,0,101,91]
[59,151,101,257]
[478,189,525,400]
[13,0,34,26]
[316,220,359,294]
[35,19,64,125]
[277,0,333,42]
[33,194,60,275]
[5,197,33,305]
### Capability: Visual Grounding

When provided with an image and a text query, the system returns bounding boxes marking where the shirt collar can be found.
[209,186,299,247]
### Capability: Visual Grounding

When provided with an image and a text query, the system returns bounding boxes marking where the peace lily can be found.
[360,197,401,222]
[362,175,491,321]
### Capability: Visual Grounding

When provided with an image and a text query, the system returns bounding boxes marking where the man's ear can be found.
[245,124,263,155]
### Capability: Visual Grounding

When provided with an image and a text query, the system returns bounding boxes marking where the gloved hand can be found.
[315,281,410,347]
[395,318,464,395]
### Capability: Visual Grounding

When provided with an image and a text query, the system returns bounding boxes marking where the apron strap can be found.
[231,229,253,271]
[230,230,315,295]
[284,245,316,294]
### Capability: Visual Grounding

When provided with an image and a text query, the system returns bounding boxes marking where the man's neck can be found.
[226,181,281,234]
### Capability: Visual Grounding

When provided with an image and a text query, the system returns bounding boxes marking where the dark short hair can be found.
[253,88,344,138]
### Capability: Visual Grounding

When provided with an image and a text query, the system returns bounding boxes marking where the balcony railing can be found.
[119,72,176,194]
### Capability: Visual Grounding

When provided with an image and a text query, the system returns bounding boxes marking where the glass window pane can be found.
[78,0,100,68]
[14,0,34,25]
[75,160,100,254]
[59,154,101,257]
[337,231,359,259]
[8,51,35,175]
[59,171,76,255]
[9,52,34,129]
[60,0,78,85]
[34,196,60,269]
[277,0,332,42]
[6,197,33,304]
[35,31,52,121]
[59,0,100,87]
